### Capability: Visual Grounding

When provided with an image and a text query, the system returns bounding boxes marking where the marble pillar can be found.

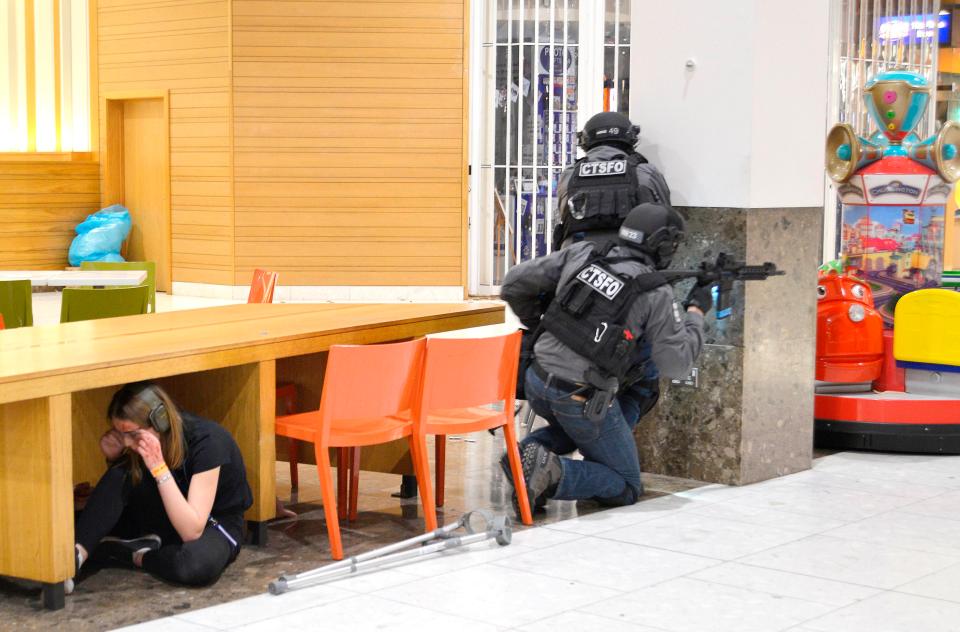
[635,206,822,485]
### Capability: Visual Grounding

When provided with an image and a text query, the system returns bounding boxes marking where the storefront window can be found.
[473,1,627,292]
[481,0,580,288]
[603,0,629,114]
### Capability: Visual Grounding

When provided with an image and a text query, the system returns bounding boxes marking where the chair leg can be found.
[337,447,349,521]
[315,443,343,560]
[288,438,300,492]
[348,447,361,522]
[435,435,446,508]
[277,384,299,492]
[502,421,533,526]
[408,434,438,532]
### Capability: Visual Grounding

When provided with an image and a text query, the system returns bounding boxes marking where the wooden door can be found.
[104,94,171,292]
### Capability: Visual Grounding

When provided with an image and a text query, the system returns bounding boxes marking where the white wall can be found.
[749,0,830,207]
[631,0,830,209]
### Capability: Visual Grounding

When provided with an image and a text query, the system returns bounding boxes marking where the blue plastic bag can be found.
[68,204,132,266]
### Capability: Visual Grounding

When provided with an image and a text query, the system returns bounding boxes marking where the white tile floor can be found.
[114,450,960,632]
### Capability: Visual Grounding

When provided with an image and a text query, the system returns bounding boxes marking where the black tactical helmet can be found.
[618,203,685,269]
[577,112,641,151]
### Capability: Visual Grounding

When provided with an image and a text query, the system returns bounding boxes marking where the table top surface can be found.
[0,270,148,286]
[0,302,504,393]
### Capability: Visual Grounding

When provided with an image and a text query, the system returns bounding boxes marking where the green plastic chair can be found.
[0,279,33,328]
[60,286,150,323]
[80,260,157,313]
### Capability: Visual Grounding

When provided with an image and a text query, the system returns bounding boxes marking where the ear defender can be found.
[139,386,170,433]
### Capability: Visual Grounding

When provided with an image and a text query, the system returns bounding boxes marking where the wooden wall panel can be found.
[97,0,234,285]
[0,162,100,269]
[231,0,467,287]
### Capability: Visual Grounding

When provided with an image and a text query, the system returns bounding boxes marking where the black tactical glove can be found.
[684,278,714,314]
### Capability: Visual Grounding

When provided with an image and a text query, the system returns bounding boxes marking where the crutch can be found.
[520,401,537,436]
[268,510,512,595]
[489,401,537,438]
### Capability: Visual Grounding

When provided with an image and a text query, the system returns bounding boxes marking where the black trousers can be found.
[75,465,240,586]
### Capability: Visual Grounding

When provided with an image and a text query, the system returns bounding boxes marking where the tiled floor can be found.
[107,450,960,632]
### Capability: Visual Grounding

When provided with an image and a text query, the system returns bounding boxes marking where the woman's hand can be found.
[134,430,165,472]
[99,429,125,462]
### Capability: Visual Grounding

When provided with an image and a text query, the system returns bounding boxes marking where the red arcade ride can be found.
[815,271,884,383]
[814,278,960,454]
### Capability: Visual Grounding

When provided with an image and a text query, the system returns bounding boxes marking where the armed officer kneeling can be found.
[500,203,713,509]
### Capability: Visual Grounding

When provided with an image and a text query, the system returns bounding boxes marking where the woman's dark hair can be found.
[108,382,185,485]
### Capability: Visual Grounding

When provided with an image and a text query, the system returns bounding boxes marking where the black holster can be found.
[583,367,618,423]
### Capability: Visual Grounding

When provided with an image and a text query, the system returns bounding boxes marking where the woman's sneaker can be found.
[94,534,161,567]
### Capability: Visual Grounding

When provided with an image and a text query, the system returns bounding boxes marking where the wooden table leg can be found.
[0,394,73,610]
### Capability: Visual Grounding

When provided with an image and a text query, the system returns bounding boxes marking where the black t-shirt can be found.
[170,412,253,533]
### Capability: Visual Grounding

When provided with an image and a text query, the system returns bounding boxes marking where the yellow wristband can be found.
[150,463,169,479]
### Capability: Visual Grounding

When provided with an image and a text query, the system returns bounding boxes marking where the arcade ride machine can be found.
[817,69,960,454]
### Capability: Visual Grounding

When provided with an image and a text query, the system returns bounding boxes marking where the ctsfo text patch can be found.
[578,160,627,177]
[576,264,624,299]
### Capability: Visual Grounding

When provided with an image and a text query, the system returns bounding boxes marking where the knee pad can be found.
[594,482,641,507]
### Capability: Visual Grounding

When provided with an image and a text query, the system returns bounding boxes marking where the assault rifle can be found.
[576,254,785,421]
[660,252,785,319]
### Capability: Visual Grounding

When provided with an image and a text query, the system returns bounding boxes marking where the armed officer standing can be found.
[501,203,713,509]
[553,112,671,251]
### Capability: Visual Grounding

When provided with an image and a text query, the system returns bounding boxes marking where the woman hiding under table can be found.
[70,382,252,592]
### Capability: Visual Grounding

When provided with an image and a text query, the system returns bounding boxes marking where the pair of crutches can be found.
[269,406,536,595]
[268,510,512,595]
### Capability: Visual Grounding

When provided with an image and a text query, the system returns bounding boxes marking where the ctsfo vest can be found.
[553,152,652,250]
[541,245,668,384]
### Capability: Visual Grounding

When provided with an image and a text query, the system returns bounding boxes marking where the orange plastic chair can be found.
[248,268,279,304]
[0,313,5,329]
[275,339,437,559]
[344,332,533,523]
[415,331,532,525]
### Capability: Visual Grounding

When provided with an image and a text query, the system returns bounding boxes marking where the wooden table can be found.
[0,302,503,608]
[0,270,147,287]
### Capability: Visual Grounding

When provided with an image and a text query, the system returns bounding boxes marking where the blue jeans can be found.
[522,366,644,503]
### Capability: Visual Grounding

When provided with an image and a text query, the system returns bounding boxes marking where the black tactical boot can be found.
[519,443,561,510]
[500,444,551,513]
